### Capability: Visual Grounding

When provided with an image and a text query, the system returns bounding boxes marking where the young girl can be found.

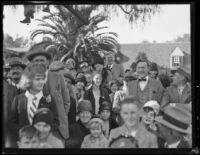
[33,108,64,148]
[99,101,119,139]
[9,64,59,146]
[81,118,108,148]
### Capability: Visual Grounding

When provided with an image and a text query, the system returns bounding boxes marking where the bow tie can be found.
[138,78,147,82]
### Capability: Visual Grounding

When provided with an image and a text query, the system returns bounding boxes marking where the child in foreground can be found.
[81,118,108,148]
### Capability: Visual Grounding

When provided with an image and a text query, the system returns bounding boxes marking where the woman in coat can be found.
[84,72,111,115]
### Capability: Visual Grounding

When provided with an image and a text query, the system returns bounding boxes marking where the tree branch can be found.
[64,5,89,25]
[118,5,134,14]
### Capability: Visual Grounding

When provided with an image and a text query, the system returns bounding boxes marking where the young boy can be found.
[81,118,108,148]
[18,125,40,148]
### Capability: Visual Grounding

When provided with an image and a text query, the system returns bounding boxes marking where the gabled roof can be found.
[120,42,191,69]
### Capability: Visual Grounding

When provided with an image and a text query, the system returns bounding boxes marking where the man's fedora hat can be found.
[26,50,52,61]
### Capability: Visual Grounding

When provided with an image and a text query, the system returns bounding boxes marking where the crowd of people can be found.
[3,49,192,149]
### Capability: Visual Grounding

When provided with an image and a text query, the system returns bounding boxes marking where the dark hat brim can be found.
[26,51,52,61]
[9,63,26,69]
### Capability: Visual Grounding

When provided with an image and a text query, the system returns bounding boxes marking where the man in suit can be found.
[161,67,191,110]
[26,50,71,143]
[106,52,125,81]
[155,105,191,148]
[127,60,164,107]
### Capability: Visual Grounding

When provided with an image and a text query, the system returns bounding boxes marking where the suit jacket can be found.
[43,71,71,139]
[161,84,191,109]
[84,86,111,114]
[109,123,158,148]
[8,93,59,137]
[177,136,191,148]
[108,63,124,80]
[127,77,164,107]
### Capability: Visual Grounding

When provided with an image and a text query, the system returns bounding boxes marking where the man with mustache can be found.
[8,57,26,88]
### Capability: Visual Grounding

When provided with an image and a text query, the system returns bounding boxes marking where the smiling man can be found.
[127,60,164,107]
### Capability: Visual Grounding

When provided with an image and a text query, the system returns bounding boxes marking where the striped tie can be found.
[29,96,37,123]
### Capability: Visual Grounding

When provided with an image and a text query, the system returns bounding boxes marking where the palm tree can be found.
[30,5,122,65]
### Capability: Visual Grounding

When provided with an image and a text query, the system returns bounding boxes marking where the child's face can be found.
[18,136,40,148]
[34,122,51,140]
[31,74,46,92]
[100,110,111,121]
[142,110,155,125]
[90,123,102,138]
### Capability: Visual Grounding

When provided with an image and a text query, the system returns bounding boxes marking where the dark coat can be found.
[108,118,119,132]
[8,93,59,136]
[65,120,90,148]
[3,80,18,148]
[84,86,111,114]
[68,96,77,126]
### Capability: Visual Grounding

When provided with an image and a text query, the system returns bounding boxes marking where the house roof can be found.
[120,42,191,69]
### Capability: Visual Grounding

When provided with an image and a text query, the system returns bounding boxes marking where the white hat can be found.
[143,100,160,115]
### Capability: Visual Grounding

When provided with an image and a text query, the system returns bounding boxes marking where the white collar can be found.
[25,90,43,100]
[45,70,49,83]
[108,63,114,69]
[11,81,20,88]
[168,139,181,148]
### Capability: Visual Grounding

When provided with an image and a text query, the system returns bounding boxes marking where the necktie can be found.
[29,96,37,124]
[138,78,146,82]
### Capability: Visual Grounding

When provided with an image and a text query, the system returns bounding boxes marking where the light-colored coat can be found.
[43,71,71,139]
[109,124,158,148]
[161,84,191,109]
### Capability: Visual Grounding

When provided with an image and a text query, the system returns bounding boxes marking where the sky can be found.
[3,4,190,44]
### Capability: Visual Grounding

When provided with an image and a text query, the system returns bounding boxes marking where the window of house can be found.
[172,56,181,67]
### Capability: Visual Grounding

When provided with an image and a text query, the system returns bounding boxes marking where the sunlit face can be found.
[172,72,185,85]
[90,123,102,138]
[136,62,149,78]
[142,110,155,125]
[34,122,51,140]
[94,64,104,73]
[79,111,92,124]
[32,55,48,67]
[30,74,46,92]
[93,74,102,87]
[110,83,118,93]
[120,103,140,127]
[100,110,111,121]
[18,136,40,148]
